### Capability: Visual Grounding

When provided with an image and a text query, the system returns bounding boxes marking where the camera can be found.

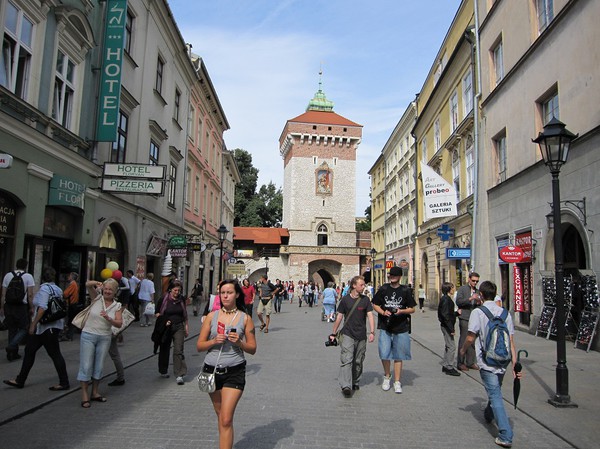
[388,307,398,314]
[325,334,338,347]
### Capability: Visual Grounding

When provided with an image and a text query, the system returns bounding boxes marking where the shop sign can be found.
[48,175,85,210]
[420,162,458,220]
[446,248,471,259]
[147,235,167,256]
[101,178,164,194]
[168,235,187,249]
[96,0,127,141]
[399,259,410,269]
[169,247,188,258]
[374,263,383,269]
[497,238,511,264]
[227,264,246,275]
[0,194,16,235]
[499,246,524,263]
[188,242,206,252]
[385,260,394,269]
[136,256,146,279]
[103,163,166,179]
[515,231,532,263]
[234,249,254,258]
[514,266,524,312]
[0,153,13,168]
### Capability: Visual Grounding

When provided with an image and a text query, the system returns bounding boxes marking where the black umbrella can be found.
[513,349,528,409]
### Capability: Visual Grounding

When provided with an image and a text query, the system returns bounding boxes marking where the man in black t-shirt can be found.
[372,266,416,394]
[331,275,375,397]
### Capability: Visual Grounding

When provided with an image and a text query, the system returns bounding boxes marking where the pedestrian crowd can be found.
[1,261,522,448]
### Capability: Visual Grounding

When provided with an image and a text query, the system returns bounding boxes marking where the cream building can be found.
[474,0,600,336]
[368,154,385,288]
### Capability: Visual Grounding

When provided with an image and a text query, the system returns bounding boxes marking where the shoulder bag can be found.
[72,296,101,329]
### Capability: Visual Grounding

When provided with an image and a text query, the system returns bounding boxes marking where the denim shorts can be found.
[378,330,411,361]
[323,303,335,316]
[77,331,112,382]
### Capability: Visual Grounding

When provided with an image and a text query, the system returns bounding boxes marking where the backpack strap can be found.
[479,305,494,321]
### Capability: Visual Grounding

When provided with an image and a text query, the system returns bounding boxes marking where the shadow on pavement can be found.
[235,418,294,449]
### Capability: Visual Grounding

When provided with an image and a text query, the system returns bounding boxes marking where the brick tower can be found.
[278,76,363,285]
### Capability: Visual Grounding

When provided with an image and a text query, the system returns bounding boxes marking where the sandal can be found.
[259,324,266,331]
[81,401,91,408]
[49,385,70,391]
[264,328,269,333]
[91,395,107,402]
[3,379,24,389]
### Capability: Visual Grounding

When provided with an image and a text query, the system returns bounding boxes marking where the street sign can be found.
[103,163,166,179]
[0,153,13,168]
[446,248,471,259]
[168,235,187,248]
[227,264,246,275]
[101,178,164,194]
[437,224,455,242]
[499,245,524,263]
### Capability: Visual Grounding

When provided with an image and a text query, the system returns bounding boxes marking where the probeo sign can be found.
[499,246,524,264]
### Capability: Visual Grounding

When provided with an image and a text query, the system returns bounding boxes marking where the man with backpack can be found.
[460,280,522,448]
[1,259,35,361]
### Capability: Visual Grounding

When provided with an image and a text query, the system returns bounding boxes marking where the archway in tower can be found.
[307,260,341,288]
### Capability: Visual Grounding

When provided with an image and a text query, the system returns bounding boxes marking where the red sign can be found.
[514,266,524,312]
[515,231,532,263]
[385,260,394,269]
[499,245,524,263]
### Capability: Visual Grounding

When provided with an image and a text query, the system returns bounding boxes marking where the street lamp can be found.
[533,117,578,408]
[217,224,229,281]
[264,256,269,277]
[370,247,377,290]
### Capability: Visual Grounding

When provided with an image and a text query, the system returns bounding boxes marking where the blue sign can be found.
[446,248,471,259]
[437,224,455,241]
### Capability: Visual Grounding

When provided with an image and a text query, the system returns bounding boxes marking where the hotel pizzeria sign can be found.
[102,163,166,195]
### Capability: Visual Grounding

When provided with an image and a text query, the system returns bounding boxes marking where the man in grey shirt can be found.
[256,275,280,334]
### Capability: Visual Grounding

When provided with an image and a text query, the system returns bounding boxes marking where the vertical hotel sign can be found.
[96,0,127,141]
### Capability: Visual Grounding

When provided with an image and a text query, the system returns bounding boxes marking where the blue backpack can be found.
[479,306,512,368]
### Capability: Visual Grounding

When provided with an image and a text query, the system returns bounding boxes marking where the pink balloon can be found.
[112,269,123,281]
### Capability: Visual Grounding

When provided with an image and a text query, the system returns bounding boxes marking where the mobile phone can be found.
[229,328,236,333]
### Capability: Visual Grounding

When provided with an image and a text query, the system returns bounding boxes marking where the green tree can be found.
[233,149,259,226]
[356,204,372,231]
[232,149,283,227]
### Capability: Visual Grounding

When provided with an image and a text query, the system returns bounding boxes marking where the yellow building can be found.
[368,153,385,289]
[413,0,475,305]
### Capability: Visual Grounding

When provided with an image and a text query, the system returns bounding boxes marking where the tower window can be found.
[343,128,347,132]
[317,224,328,246]
[312,125,317,130]
[328,126,332,131]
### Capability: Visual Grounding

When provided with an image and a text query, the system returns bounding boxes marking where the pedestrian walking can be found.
[241,279,255,318]
[417,283,426,312]
[197,280,256,449]
[371,266,416,394]
[138,273,155,327]
[3,267,69,391]
[61,272,80,341]
[330,275,375,397]
[1,258,35,361]
[460,280,522,448]
[256,275,278,333]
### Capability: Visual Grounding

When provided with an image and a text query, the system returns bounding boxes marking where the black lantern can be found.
[533,118,578,408]
[217,224,229,282]
[426,235,432,245]
[370,248,376,289]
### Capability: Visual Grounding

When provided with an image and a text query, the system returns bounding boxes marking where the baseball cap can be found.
[388,266,402,277]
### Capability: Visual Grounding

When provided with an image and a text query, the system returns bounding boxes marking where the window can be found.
[492,40,504,86]
[167,163,176,207]
[187,103,194,139]
[449,91,459,132]
[194,176,200,212]
[155,56,164,94]
[111,110,128,163]
[542,91,559,124]
[494,133,507,183]
[174,88,181,122]
[452,150,461,203]
[197,118,203,151]
[462,70,473,115]
[1,1,33,99]
[537,0,554,34]
[421,138,428,164]
[124,10,133,54]
[185,167,192,206]
[52,50,75,128]
[317,224,328,246]
[465,136,474,196]
[434,119,441,151]
[149,140,159,165]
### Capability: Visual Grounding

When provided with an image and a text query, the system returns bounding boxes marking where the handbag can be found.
[144,302,155,316]
[71,297,100,330]
[112,307,135,336]
[39,284,67,324]
[198,345,222,393]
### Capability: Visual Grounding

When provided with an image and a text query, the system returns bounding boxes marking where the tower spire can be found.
[306,65,334,112]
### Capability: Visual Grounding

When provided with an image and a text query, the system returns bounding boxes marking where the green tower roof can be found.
[306,71,334,112]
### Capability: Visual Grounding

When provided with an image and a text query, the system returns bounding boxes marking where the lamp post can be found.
[370,248,377,290]
[264,256,269,277]
[533,117,578,408]
[217,224,229,282]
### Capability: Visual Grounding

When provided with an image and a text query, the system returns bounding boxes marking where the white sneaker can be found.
[382,376,391,391]
[394,381,402,394]
[176,376,184,385]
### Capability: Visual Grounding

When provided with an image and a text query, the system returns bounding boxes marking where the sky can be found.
[169,0,462,216]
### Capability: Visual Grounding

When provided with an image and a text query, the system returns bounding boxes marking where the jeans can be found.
[338,335,367,389]
[274,295,283,313]
[480,368,513,443]
[16,328,69,387]
[77,331,112,381]
[7,327,28,353]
